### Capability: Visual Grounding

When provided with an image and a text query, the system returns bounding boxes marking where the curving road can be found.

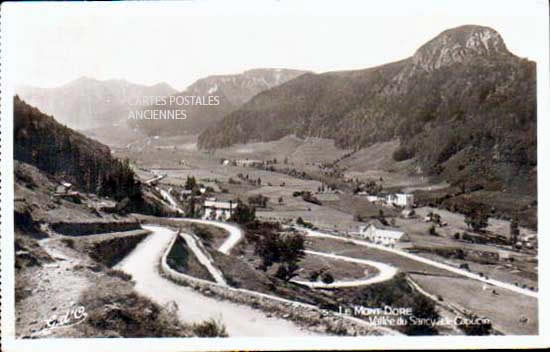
[179,218,242,255]
[291,250,398,288]
[115,225,317,337]
[301,227,538,298]
[179,231,227,285]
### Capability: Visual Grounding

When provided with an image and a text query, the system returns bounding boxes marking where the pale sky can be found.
[5,0,547,91]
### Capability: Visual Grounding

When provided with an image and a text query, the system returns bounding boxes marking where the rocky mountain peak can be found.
[412,25,511,72]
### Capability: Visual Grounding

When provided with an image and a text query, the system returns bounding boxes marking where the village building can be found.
[385,193,414,207]
[366,194,381,202]
[203,199,237,221]
[358,223,409,246]
[55,182,73,194]
[235,159,263,167]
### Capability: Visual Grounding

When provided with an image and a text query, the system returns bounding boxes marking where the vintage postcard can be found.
[1,0,549,350]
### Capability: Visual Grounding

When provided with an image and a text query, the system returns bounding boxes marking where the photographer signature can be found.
[44,303,88,331]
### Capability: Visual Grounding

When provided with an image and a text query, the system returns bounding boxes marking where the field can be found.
[410,274,538,335]
[114,132,538,336]
[305,237,460,277]
[296,253,380,282]
[305,235,538,335]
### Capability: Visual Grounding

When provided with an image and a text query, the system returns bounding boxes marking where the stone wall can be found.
[160,233,400,336]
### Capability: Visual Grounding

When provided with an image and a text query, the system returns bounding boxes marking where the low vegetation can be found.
[166,235,215,282]
[336,273,440,335]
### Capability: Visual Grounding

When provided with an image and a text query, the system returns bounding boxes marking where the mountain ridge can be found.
[130,68,309,135]
[16,77,178,130]
[197,25,536,194]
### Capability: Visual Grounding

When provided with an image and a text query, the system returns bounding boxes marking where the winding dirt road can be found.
[115,225,316,337]
[291,250,398,288]
[302,228,538,298]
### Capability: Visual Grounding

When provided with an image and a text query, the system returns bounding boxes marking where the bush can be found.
[61,238,75,249]
[309,270,321,282]
[191,318,228,337]
[106,269,133,281]
[392,146,414,161]
[321,272,334,284]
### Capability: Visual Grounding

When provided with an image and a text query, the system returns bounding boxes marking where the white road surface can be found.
[291,250,398,288]
[115,225,316,337]
[179,218,243,255]
[179,231,227,285]
[302,228,538,298]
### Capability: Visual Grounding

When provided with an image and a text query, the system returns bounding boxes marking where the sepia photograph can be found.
[1,0,549,350]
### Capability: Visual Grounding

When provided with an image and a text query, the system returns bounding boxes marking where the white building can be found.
[203,200,236,221]
[366,195,381,202]
[359,223,409,246]
[386,193,414,207]
[235,159,262,167]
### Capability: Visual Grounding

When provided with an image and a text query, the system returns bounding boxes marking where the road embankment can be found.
[50,220,141,236]
[158,226,400,336]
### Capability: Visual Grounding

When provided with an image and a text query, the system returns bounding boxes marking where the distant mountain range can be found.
[17,77,177,130]
[198,25,537,193]
[128,68,308,135]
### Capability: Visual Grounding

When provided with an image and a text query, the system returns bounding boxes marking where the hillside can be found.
[130,68,308,136]
[17,77,177,130]
[14,96,177,217]
[14,95,141,199]
[198,25,536,194]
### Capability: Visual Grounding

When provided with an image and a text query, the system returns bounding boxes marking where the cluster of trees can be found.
[248,194,269,208]
[464,209,489,232]
[14,96,141,202]
[309,268,334,284]
[253,230,305,281]
[235,173,262,186]
[229,201,256,225]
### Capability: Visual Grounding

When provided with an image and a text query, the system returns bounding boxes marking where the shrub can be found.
[321,272,334,284]
[61,238,75,249]
[392,145,414,161]
[106,269,133,281]
[309,270,321,282]
[191,318,228,337]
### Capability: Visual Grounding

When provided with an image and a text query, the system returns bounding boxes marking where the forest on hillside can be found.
[14,96,141,201]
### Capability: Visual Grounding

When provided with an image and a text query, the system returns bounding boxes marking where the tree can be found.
[278,196,284,205]
[510,217,520,244]
[254,231,305,280]
[248,194,268,208]
[184,176,197,190]
[465,209,489,232]
[321,272,334,284]
[275,262,300,281]
[185,196,197,218]
[230,201,256,225]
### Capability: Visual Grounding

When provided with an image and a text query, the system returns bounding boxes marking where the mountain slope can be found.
[17,77,177,130]
[14,96,181,217]
[14,95,141,199]
[198,25,536,193]
[129,68,308,136]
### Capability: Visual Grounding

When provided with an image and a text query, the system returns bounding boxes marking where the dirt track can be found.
[115,225,317,337]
